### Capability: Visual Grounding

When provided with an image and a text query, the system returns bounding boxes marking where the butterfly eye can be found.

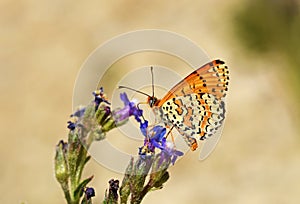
[149,98,154,107]
[148,97,157,108]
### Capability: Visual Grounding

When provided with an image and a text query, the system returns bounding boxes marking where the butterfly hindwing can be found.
[159,93,225,142]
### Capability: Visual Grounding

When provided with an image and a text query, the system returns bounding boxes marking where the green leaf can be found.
[74,175,94,199]
[153,171,169,188]
[84,156,91,166]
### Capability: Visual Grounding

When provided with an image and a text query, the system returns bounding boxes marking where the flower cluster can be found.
[111,91,184,165]
[139,124,183,165]
[55,87,117,204]
[56,87,185,204]
[119,113,184,203]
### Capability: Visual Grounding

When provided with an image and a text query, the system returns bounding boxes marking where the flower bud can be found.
[85,187,95,199]
[101,117,117,132]
[55,140,69,184]
[95,106,111,125]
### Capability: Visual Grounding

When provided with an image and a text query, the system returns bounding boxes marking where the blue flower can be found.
[139,124,164,152]
[139,125,184,165]
[67,121,76,130]
[113,93,144,125]
[93,87,110,110]
[84,187,95,199]
[140,120,148,136]
[146,126,167,151]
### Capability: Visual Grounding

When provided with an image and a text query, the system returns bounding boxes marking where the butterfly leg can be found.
[165,125,176,148]
[165,125,175,138]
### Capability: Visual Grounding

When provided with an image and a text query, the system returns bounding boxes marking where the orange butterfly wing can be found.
[154,59,229,154]
[157,59,229,106]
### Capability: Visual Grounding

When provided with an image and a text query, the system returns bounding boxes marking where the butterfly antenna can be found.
[150,66,155,97]
[118,85,151,98]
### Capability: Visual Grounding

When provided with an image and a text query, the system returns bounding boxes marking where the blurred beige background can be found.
[1,0,300,203]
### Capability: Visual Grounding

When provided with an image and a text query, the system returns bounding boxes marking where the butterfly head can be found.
[147,96,160,108]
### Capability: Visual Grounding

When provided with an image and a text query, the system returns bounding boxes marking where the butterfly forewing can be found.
[157,59,229,105]
[155,59,229,157]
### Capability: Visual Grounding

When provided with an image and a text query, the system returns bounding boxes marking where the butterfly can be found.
[120,59,229,159]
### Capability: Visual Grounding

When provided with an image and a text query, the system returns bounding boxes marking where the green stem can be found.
[75,148,88,189]
[61,181,72,204]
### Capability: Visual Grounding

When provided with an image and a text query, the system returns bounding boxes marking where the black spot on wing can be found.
[215,59,225,65]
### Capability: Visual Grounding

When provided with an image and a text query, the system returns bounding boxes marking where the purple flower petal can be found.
[120,92,130,105]
[139,124,184,164]
[67,121,76,130]
[70,107,86,117]
[85,187,95,199]
[140,121,148,136]
[114,93,145,126]
[152,126,166,141]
